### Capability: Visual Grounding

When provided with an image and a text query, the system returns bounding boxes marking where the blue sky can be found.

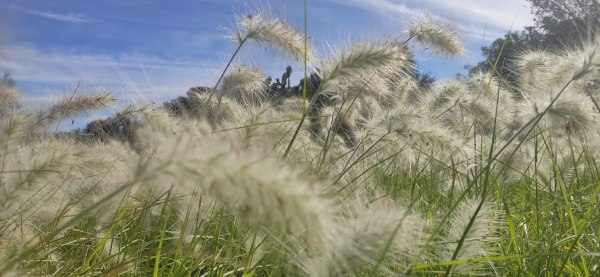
[0,0,534,127]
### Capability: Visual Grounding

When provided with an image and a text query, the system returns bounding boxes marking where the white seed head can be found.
[141,130,335,241]
[519,89,596,135]
[568,42,600,82]
[319,41,409,94]
[0,75,19,116]
[48,91,115,119]
[189,93,247,127]
[234,13,314,62]
[444,199,499,274]
[301,194,425,276]
[219,65,267,106]
[136,105,182,134]
[409,15,465,56]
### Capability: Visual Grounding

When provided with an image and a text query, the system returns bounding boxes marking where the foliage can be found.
[528,0,600,46]
[470,0,600,83]
[468,27,545,86]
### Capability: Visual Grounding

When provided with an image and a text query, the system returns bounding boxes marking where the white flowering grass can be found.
[218,65,267,106]
[233,12,314,62]
[1,8,600,277]
[408,14,465,56]
[318,41,409,95]
[442,199,499,275]
[301,195,426,276]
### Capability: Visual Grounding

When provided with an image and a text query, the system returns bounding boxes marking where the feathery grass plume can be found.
[443,198,499,275]
[128,105,185,154]
[405,121,469,171]
[315,105,359,148]
[237,98,314,151]
[0,115,32,151]
[284,41,409,157]
[506,138,579,188]
[408,14,465,56]
[373,110,471,174]
[391,75,422,107]
[212,98,318,164]
[525,137,592,192]
[0,269,21,277]
[521,42,600,97]
[355,95,385,129]
[515,49,560,95]
[424,77,515,137]
[423,79,470,112]
[61,139,137,224]
[318,41,409,95]
[403,116,465,155]
[561,41,600,83]
[232,12,314,62]
[340,45,412,104]
[135,105,182,134]
[518,42,600,119]
[516,49,554,73]
[206,9,312,107]
[31,91,116,132]
[468,70,516,104]
[46,91,115,120]
[468,71,518,131]
[346,72,400,110]
[490,139,536,182]
[0,139,138,265]
[218,65,267,105]
[0,142,76,221]
[351,111,396,148]
[138,128,334,242]
[436,89,502,136]
[218,103,289,145]
[268,98,321,160]
[300,193,425,276]
[347,121,417,179]
[546,93,596,134]
[518,89,596,136]
[273,96,306,114]
[188,93,247,127]
[391,43,414,67]
[0,72,19,116]
[0,139,137,244]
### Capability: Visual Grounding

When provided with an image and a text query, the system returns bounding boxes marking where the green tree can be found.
[468,27,545,86]
[528,0,600,47]
[470,0,600,84]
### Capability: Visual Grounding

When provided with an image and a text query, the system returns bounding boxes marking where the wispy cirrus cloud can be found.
[329,0,419,17]
[10,6,89,24]
[322,0,534,40]
[0,45,224,106]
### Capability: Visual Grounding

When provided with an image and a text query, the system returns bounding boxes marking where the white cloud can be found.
[322,0,535,40]
[412,0,534,38]
[11,6,90,24]
[324,0,421,20]
[0,45,224,105]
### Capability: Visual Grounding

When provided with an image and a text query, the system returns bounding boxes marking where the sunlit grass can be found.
[0,4,599,277]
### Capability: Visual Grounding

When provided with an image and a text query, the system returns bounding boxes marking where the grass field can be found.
[0,7,599,277]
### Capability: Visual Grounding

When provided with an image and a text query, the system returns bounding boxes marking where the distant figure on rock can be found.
[282,66,292,89]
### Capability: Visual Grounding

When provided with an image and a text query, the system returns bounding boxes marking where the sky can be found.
[0,0,535,128]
